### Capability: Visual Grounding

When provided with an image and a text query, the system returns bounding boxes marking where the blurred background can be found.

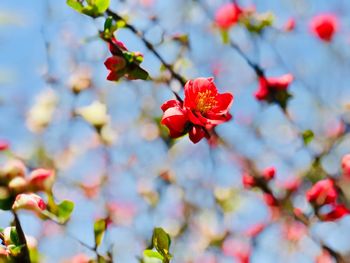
[1,0,350,262]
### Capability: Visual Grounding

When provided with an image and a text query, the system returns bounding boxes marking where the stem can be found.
[229,40,264,76]
[322,245,345,263]
[106,9,187,87]
[12,211,31,263]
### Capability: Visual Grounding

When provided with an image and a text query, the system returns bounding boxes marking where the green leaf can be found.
[67,0,109,17]
[56,200,74,223]
[82,5,99,17]
[10,227,20,246]
[8,244,24,256]
[0,196,13,211]
[143,250,164,261]
[127,66,149,80]
[152,228,171,256]
[95,0,110,13]
[94,218,107,247]
[104,16,113,31]
[43,199,74,224]
[240,12,274,34]
[302,130,314,145]
[66,0,84,13]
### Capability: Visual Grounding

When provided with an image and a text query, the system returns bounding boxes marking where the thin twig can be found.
[106,9,187,87]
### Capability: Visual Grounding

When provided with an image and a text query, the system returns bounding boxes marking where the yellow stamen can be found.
[195,90,217,113]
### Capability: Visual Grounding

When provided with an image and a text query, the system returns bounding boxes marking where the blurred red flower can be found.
[255,74,293,101]
[262,166,275,181]
[321,204,349,221]
[341,154,350,179]
[310,14,338,42]
[215,3,242,30]
[0,139,9,151]
[284,18,295,32]
[306,179,337,206]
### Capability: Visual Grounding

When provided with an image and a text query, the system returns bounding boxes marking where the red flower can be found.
[316,250,333,263]
[104,37,146,81]
[242,173,256,188]
[310,14,338,42]
[341,154,350,179]
[161,78,233,144]
[244,223,265,237]
[184,78,233,129]
[104,56,127,81]
[321,204,349,221]
[161,100,189,139]
[28,168,55,192]
[262,166,275,181]
[109,37,128,55]
[284,18,295,32]
[188,125,208,144]
[215,3,242,30]
[222,239,250,263]
[263,193,278,207]
[0,139,9,151]
[306,179,337,206]
[255,74,293,101]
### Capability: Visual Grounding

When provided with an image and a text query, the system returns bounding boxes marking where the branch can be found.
[105,9,187,87]
[12,211,31,263]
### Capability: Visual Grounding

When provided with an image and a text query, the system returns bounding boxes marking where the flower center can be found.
[195,90,217,113]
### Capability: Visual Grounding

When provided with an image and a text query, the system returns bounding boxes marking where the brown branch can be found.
[12,211,31,263]
[106,9,187,87]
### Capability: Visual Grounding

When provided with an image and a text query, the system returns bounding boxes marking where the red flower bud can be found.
[1,159,26,181]
[263,193,278,207]
[188,125,207,144]
[262,166,275,181]
[12,193,46,213]
[341,154,350,179]
[0,139,9,151]
[244,223,265,237]
[108,37,128,55]
[284,18,295,32]
[215,3,242,30]
[306,179,337,206]
[222,239,250,263]
[242,173,256,188]
[8,177,27,193]
[161,100,189,139]
[28,168,55,192]
[255,74,293,101]
[310,14,338,42]
[321,204,349,221]
[104,56,127,81]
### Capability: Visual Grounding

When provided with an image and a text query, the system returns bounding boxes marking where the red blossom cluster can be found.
[104,37,146,81]
[161,77,233,143]
[242,166,276,189]
[255,73,294,108]
[0,159,54,213]
[306,178,349,221]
